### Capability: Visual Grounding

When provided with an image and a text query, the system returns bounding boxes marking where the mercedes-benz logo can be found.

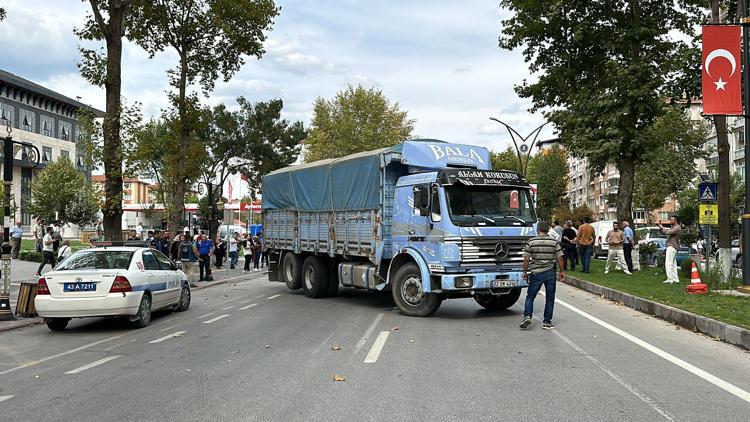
[494,242,509,260]
[75,277,83,283]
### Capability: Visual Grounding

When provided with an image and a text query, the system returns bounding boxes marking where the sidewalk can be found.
[0,257,263,333]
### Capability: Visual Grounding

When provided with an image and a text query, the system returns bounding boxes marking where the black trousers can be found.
[37,251,56,275]
[199,254,212,280]
[623,243,634,273]
[563,244,577,270]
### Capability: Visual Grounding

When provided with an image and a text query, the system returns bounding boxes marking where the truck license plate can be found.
[491,279,515,288]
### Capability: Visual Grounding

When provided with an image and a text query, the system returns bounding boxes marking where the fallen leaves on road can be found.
[331,345,342,351]
[333,374,346,382]
[391,326,400,331]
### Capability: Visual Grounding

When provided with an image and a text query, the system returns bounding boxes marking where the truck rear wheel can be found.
[302,256,329,298]
[391,263,442,317]
[281,252,303,290]
[474,288,521,310]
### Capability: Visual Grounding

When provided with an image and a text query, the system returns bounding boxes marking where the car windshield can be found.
[55,250,134,271]
[444,186,536,226]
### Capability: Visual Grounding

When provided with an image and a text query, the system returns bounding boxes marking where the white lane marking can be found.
[149,331,187,344]
[158,324,180,333]
[239,303,257,310]
[0,334,125,376]
[202,314,230,324]
[65,355,121,375]
[553,329,675,421]
[364,331,390,363]
[267,294,280,300]
[197,312,215,320]
[551,295,750,404]
[354,313,385,354]
[239,298,254,304]
[221,305,234,311]
[211,297,236,307]
[0,395,13,403]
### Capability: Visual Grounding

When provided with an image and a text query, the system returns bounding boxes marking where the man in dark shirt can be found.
[561,221,577,271]
[521,221,565,330]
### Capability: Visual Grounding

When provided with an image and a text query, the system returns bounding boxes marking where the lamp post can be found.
[489,117,549,177]
[0,117,40,320]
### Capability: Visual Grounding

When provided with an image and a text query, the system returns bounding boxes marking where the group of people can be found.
[33,217,72,276]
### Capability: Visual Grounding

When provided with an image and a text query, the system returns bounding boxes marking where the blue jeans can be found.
[579,245,593,273]
[229,251,239,268]
[523,269,557,323]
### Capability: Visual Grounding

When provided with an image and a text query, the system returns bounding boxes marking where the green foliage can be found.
[29,158,97,224]
[526,146,569,222]
[19,251,43,263]
[66,183,102,228]
[304,85,415,162]
[676,185,699,227]
[490,147,523,173]
[77,102,143,174]
[681,258,697,279]
[0,7,6,22]
[499,0,705,221]
[554,205,593,226]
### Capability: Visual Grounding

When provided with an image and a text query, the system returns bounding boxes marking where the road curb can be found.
[563,275,750,351]
[0,271,270,334]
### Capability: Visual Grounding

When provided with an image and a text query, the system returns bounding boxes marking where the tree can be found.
[633,108,708,213]
[134,0,280,235]
[490,147,523,173]
[554,205,594,226]
[29,158,96,224]
[304,85,415,162]
[66,184,102,229]
[76,0,149,240]
[526,146,569,222]
[676,185,699,228]
[0,7,6,22]
[499,1,704,223]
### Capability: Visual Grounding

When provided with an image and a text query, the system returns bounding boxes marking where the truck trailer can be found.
[262,139,538,316]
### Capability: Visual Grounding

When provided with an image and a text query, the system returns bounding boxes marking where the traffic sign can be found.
[699,203,718,225]
[698,182,717,202]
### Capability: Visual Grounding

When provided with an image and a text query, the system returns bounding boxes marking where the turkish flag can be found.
[702,25,742,115]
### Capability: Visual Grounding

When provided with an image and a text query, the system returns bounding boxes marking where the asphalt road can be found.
[0,268,749,421]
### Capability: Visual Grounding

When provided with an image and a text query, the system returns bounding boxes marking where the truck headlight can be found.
[454,276,473,288]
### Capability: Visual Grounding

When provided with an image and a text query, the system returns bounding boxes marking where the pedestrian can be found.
[659,216,681,284]
[630,227,640,272]
[135,222,143,239]
[577,216,595,273]
[158,231,171,256]
[228,232,239,269]
[520,221,564,330]
[605,222,631,275]
[261,235,269,269]
[95,218,104,241]
[34,217,45,252]
[57,239,72,261]
[214,237,226,269]
[621,220,634,273]
[243,234,253,273]
[561,221,577,271]
[568,220,579,268]
[178,234,200,286]
[196,234,214,281]
[127,230,138,241]
[548,220,562,242]
[51,222,62,254]
[252,235,262,271]
[35,226,56,277]
[10,220,23,259]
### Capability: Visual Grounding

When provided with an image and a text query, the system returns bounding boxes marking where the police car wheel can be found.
[282,252,303,290]
[392,263,442,317]
[130,294,152,328]
[474,288,521,310]
[176,286,191,312]
[302,256,329,298]
[46,318,70,331]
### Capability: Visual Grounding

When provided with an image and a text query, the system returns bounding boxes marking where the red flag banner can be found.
[702,25,742,115]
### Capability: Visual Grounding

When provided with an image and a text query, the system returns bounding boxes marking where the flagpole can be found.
[742,0,750,290]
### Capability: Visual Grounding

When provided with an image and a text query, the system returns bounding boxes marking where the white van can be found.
[591,220,616,258]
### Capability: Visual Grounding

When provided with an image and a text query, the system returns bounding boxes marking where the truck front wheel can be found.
[281,252,303,290]
[474,288,522,310]
[302,256,329,298]
[392,263,442,317]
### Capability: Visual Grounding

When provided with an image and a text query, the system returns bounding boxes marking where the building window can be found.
[42,146,52,163]
[40,115,55,137]
[658,212,669,221]
[739,130,745,150]
[124,183,131,190]
[0,101,14,126]
[59,121,71,141]
[77,154,85,170]
[633,210,645,221]
[19,108,35,132]
[21,167,32,225]
[60,150,69,160]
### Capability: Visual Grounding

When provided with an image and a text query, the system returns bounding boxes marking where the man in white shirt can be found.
[35,227,56,277]
[135,222,144,239]
[228,233,239,269]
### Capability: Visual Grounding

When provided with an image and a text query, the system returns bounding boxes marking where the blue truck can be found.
[262,139,537,316]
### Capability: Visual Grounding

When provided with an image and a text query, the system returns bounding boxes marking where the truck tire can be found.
[474,288,522,310]
[281,252,303,290]
[391,263,442,317]
[326,262,339,297]
[302,256,329,298]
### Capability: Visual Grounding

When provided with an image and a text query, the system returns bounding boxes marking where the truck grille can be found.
[446,236,532,266]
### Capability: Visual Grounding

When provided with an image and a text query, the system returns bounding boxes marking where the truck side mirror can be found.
[430,185,442,222]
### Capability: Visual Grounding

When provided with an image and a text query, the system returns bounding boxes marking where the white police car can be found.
[34,242,190,331]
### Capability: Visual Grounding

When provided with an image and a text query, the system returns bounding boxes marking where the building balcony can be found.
[735,149,745,161]
[608,186,619,195]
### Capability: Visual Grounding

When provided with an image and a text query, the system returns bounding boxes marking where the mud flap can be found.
[268,252,280,282]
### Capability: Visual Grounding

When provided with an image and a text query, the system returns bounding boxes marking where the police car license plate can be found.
[64,282,97,292]
[491,279,515,288]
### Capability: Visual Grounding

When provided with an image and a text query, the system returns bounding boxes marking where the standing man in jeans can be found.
[520,221,565,330]
[577,216,595,273]
[659,216,681,284]
[621,220,634,273]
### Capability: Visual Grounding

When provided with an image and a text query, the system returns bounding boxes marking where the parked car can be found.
[711,239,741,267]
[635,226,667,245]
[34,242,191,331]
[219,224,248,240]
[643,238,696,267]
[591,220,616,258]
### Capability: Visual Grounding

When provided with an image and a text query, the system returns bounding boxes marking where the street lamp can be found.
[489,117,549,177]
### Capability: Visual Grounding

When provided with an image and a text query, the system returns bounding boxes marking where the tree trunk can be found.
[616,159,635,223]
[101,0,125,241]
[168,53,189,235]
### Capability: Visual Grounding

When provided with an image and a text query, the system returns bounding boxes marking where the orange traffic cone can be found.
[686,261,709,294]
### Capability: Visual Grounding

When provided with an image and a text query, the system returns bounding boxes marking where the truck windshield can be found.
[445,186,536,226]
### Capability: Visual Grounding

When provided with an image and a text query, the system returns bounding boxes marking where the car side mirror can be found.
[174,261,182,271]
